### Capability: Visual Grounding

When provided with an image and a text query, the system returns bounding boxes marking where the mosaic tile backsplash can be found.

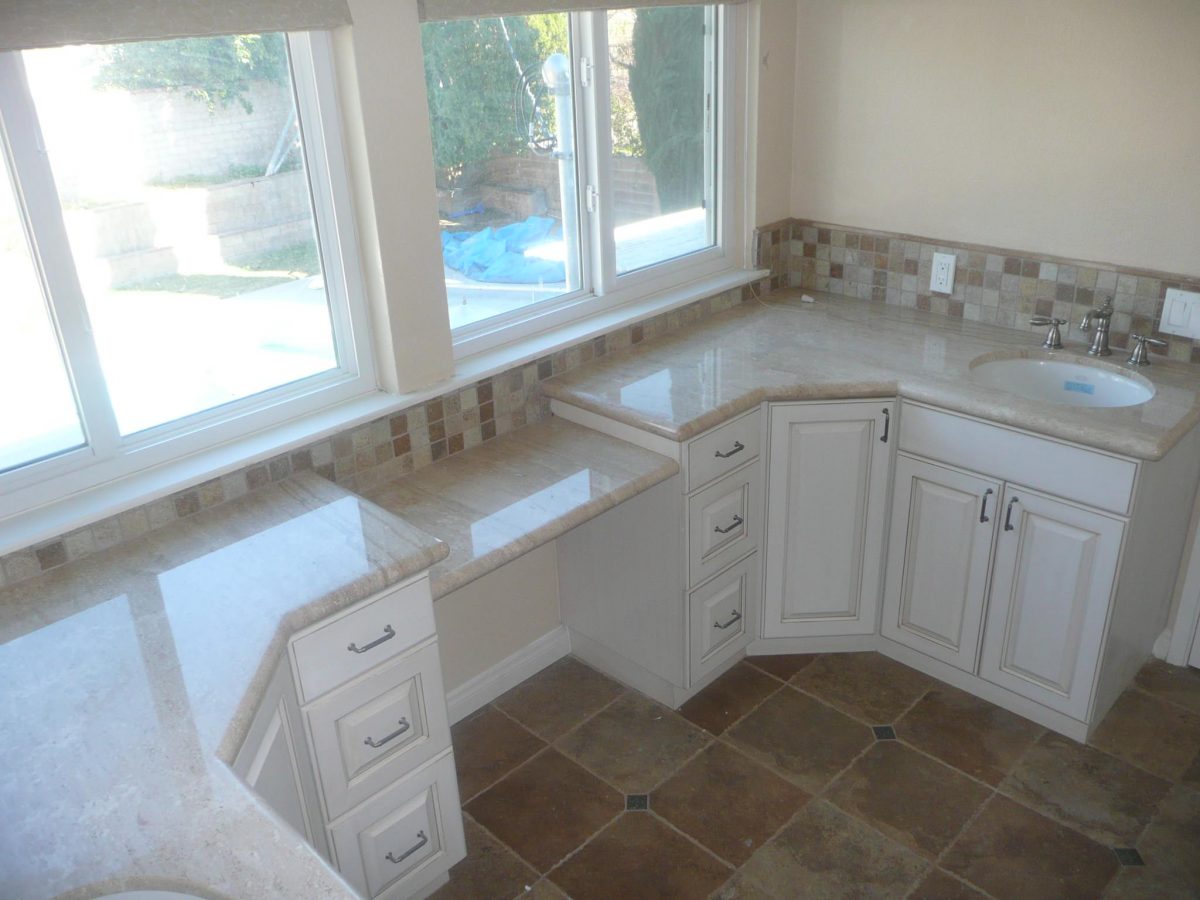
[778,218,1200,364]
[0,286,755,589]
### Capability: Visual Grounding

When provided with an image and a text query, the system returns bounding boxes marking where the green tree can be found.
[628,6,706,213]
[421,15,567,185]
[95,33,289,113]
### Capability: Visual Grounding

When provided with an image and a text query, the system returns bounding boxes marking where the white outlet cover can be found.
[931,252,956,294]
[1160,288,1200,339]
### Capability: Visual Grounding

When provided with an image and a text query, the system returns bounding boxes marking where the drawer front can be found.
[688,461,761,586]
[328,752,465,900]
[687,408,761,492]
[292,578,435,704]
[898,403,1137,516]
[307,642,450,820]
[689,554,759,683]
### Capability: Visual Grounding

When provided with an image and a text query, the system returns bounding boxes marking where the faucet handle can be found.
[1127,333,1167,367]
[1030,316,1067,350]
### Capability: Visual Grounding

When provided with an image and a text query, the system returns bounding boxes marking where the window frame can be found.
[0,30,377,519]
[447,3,741,359]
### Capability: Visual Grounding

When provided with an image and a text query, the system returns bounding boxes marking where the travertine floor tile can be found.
[826,741,991,858]
[942,795,1119,900]
[1090,690,1200,780]
[555,691,709,793]
[896,684,1042,785]
[724,685,872,792]
[743,653,818,681]
[651,742,808,865]
[791,652,933,723]
[430,816,538,900]
[451,705,545,802]
[1133,659,1200,715]
[678,661,780,735]
[493,656,624,741]
[548,813,731,900]
[464,749,621,873]
[1001,731,1170,845]
[1133,784,1200,889]
[910,868,989,899]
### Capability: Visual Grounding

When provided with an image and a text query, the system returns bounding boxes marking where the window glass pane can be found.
[607,6,715,275]
[0,147,85,472]
[23,35,338,436]
[421,14,580,330]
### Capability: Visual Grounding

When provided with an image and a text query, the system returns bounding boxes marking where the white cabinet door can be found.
[234,661,328,859]
[763,401,894,637]
[882,455,1000,671]
[979,485,1123,719]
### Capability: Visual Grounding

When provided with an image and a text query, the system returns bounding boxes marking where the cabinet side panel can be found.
[557,475,686,685]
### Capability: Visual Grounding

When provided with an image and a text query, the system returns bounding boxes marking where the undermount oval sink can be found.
[969,355,1155,408]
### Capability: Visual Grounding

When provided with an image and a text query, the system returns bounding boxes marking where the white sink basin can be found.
[970,356,1155,408]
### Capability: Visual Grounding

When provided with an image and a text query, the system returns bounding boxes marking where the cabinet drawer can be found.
[690,554,758,683]
[292,579,436,704]
[688,461,761,586]
[307,642,450,820]
[687,408,761,492]
[898,403,1137,516]
[328,752,465,900]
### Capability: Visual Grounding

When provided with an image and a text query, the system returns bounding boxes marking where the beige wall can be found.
[752,0,798,226]
[790,0,1200,278]
[433,542,561,691]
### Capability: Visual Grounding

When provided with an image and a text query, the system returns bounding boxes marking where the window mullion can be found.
[0,53,122,458]
[579,12,616,295]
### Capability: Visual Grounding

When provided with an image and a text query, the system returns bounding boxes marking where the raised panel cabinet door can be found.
[882,456,1000,671]
[763,401,894,637]
[979,486,1124,719]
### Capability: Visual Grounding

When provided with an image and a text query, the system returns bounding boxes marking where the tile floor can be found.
[432,652,1200,899]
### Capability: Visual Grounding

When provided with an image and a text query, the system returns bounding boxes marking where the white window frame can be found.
[448,3,742,359]
[0,31,377,520]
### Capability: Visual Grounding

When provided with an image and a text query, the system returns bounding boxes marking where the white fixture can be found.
[931,252,957,294]
[1159,288,1200,339]
[970,357,1155,407]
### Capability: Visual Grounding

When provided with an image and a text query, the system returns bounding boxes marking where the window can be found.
[0,32,372,511]
[421,4,729,352]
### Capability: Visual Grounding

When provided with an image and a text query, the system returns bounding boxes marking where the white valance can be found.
[0,0,353,52]
[418,0,740,24]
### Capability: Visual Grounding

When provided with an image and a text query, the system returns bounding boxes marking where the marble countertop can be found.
[357,417,681,598]
[0,472,447,900]
[541,290,1200,460]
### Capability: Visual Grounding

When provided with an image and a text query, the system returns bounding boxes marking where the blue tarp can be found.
[441,215,565,284]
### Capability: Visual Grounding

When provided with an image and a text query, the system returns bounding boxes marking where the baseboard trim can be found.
[444,625,571,724]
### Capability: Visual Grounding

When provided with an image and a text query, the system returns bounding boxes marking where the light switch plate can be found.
[1159,288,1200,339]
[931,252,956,294]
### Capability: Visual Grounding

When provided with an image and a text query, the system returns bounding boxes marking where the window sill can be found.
[0,266,765,559]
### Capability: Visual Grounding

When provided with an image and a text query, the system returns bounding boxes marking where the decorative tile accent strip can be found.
[785,218,1200,363]
[0,286,752,590]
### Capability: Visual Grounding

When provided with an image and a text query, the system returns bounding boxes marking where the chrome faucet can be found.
[1078,302,1115,356]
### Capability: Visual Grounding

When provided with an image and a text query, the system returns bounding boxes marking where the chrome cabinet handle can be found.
[385,830,428,865]
[347,624,395,654]
[363,717,411,749]
[714,514,744,535]
[880,408,890,443]
[714,441,745,459]
[1004,497,1020,531]
[979,488,994,523]
[713,610,743,630]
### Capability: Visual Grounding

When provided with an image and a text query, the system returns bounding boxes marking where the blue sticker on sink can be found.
[1064,380,1096,395]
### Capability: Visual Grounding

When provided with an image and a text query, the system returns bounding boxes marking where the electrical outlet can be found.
[931,252,956,294]
[1160,288,1200,339]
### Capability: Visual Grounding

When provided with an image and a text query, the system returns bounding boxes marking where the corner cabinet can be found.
[762,401,895,639]
[236,574,465,900]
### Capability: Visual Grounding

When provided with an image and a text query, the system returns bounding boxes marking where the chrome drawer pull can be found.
[713,609,742,630]
[385,830,428,864]
[1004,497,1020,531]
[880,408,890,443]
[347,624,395,654]
[714,440,745,459]
[363,717,411,749]
[979,488,993,523]
[714,514,744,535]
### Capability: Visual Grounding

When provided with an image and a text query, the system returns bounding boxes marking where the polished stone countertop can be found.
[541,290,1200,460]
[0,472,447,900]
[356,417,681,598]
